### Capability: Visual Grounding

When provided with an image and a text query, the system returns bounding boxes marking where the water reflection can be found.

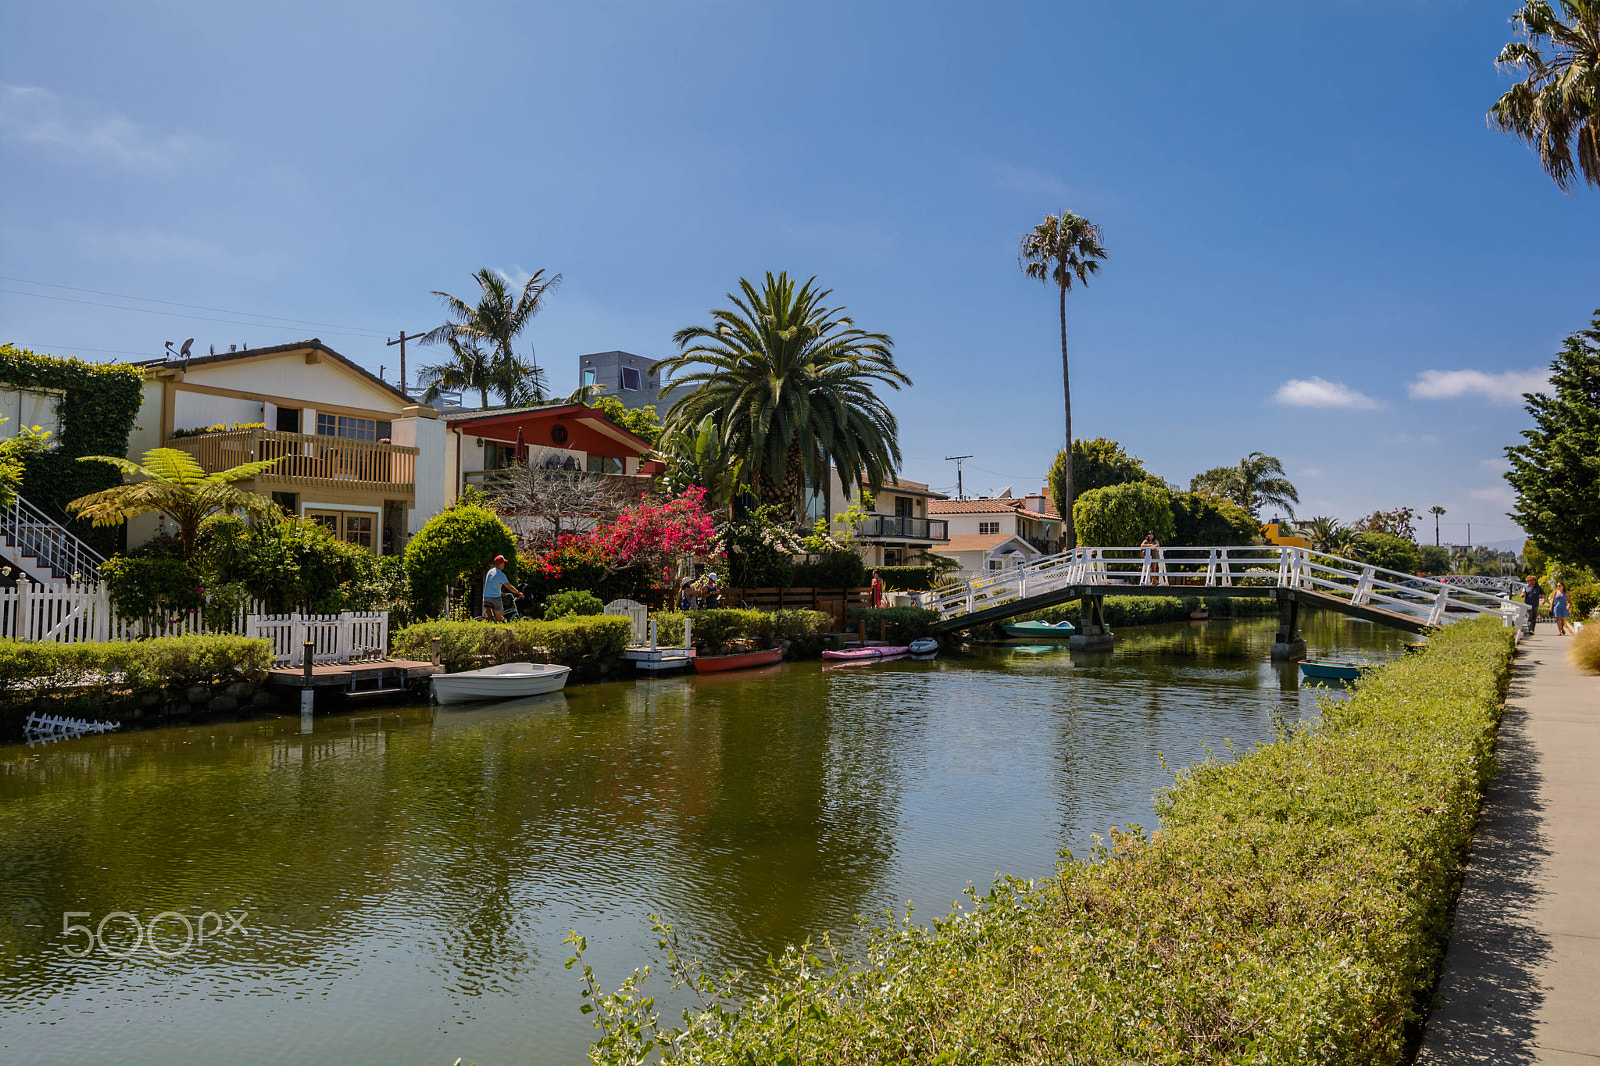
[0,613,1410,1066]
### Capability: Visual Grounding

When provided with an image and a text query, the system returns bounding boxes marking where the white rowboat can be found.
[431,662,572,705]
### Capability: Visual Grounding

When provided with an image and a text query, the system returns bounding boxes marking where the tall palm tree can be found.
[1303,516,1343,553]
[655,272,909,520]
[422,268,560,406]
[1019,211,1107,549]
[68,448,282,557]
[1429,504,1447,546]
[1489,1,1600,191]
[415,337,496,408]
[1191,453,1299,518]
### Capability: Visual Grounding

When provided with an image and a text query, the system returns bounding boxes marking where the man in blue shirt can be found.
[483,555,522,622]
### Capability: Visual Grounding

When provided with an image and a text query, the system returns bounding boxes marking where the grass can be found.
[570,617,1515,1065]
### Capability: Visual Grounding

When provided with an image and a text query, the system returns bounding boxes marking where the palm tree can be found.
[68,448,283,557]
[655,272,909,520]
[1304,515,1344,553]
[422,268,560,407]
[415,337,496,409]
[652,414,746,514]
[1489,1,1600,191]
[1190,453,1299,517]
[1019,211,1107,549]
[1429,504,1447,546]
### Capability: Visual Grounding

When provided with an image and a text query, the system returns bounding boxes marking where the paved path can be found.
[1419,631,1600,1064]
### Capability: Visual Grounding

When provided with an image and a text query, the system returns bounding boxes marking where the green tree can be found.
[422,268,561,406]
[416,336,500,409]
[68,447,282,558]
[1190,452,1299,518]
[656,272,909,519]
[587,395,661,446]
[1417,544,1452,574]
[1019,211,1108,550]
[652,413,745,512]
[1428,504,1447,546]
[1303,516,1344,553]
[1524,538,1549,575]
[0,421,49,506]
[1506,310,1600,570]
[1072,482,1175,548]
[1355,532,1420,575]
[1046,438,1161,521]
[404,501,518,618]
[1488,1,1600,192]
[1169,491,1260,547]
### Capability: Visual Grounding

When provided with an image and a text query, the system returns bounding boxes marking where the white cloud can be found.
[1406,367,1549,405]
[1271,376,1383,410]
[0,83,211,173]
[1478,457,1511,472]
[1470,485,1515,505]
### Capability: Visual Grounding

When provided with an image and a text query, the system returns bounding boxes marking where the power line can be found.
[3,340,162,358]
[0,278,390,338]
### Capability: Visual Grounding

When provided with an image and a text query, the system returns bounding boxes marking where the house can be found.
[443,402,658,498]
[928,489,1062,573]
[813,467,950,567]
[576,350,697,413]
[130,340,449,555]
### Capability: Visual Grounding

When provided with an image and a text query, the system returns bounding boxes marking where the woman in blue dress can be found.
[1551,580,1571,636]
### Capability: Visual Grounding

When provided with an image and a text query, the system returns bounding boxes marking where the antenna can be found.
[944,454,973,500]
[179,338,194,357]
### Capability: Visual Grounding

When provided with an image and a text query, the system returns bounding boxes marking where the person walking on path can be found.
[1522,574,1543,635]
[482,555,522,622]
[1551,580,1571,636]
[870,569,884,608]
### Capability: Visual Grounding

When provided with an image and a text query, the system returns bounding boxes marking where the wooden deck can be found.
[267,658,436,693]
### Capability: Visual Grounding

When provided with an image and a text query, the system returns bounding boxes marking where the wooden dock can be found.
[267,658,436,698]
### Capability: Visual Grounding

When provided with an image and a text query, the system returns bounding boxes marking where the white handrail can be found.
[1,492,105,583]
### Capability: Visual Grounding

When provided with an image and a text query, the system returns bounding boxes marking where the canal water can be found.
[0,614,1412,1065]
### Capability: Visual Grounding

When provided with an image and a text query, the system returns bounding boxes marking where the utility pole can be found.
[386,330,425,399]
[945,455,973,500]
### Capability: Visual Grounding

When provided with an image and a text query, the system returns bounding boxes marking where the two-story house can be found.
[813,467,949,568]
[929,489,1062,573]
[131,340,449,556]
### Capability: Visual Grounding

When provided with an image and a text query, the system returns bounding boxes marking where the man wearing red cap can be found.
[482,554,522,622]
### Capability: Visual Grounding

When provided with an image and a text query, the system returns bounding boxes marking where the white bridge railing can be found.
[916,546,1528,631]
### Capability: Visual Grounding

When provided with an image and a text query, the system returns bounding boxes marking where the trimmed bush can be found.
[1029,594,1279,628]
[791,550,868,590]
[544,590,605,620]
[651,608,832,658]
[574,618,1516,1065]
[870,565,943,592]
[404,503,517,618]
[844,605,941,643]
[1074,481,1176,548]
[390,615,632,679]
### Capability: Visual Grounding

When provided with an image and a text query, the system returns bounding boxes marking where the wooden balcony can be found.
[167,429,418,498]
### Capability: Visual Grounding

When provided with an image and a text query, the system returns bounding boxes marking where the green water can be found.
[0,614,1411,1065]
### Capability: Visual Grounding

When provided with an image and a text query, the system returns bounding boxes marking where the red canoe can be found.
[821,644,911,661]
[692,647,785,673]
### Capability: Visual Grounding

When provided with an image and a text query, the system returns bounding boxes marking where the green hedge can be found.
[844,605,942,643]
[871,565,943,591]
[652,608,833,658]
[1028,594,1280,628]
[0,635,272,728]
[575,617,1516,1064]
[390,615,633,679]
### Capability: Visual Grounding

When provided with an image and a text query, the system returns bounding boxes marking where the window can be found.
[582,368,596,387]
[306,510,379,556]
[884,549,903,566]
[978,521,1000,535]
[987,559,1003,570]
[275,406,302,433]
[484,442,520,470]
[894,496,913,518]
[587,455,624,474]
[0,387,63,442]
[620,366,642,391]
[270,492,299,515]
[315,413,377,440]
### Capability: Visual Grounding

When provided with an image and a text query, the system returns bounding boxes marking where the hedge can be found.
[574,617,1516,1065]
[1028,594,1280,628]
[651,608,833,658]
[0,635,272,728]
[390,615,632,679]
[871,565,944,591]
[844,605,942,643]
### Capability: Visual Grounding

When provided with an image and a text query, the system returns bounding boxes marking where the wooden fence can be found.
[717,587,873,630]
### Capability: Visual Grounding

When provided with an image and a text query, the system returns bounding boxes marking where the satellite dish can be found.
[179,338,194,357]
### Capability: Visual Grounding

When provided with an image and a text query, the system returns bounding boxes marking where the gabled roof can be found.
[134,338,411,404]
[445,402,655,454]
[942,533,1040,555]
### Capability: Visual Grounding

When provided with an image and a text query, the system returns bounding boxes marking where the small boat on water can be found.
[822,644,911,662]
[432,662,571,705]
[1298,659,1370,682]
[1001,620,1076,640]
[692,646,785,673]
[908,638,939,656]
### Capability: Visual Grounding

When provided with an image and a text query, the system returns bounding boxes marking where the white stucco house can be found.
[928,489,1062,572]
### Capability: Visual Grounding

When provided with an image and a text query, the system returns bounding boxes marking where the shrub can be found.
[1073,481,1175,548]
[1417,544,1452,575]
[845,605,941,643]
[574,618,1516,1065]
[649,608,832,658]
[790,550,867,589]
[404,503,517,618]
[198,516,374,614]
[1569,623,1600,673]
[1356,531,1420,574]
[1568,582,1600,620]
[1029,595,1279,628]
[390,615,632,680]
[869,565,942,591]
[101,555,207,631]
[1169,490,1261,547]
[545,590,604,620]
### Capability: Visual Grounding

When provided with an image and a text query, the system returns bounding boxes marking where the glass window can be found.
[894,496,913,517]
[801,474,828,526]
[582,368,596,387]
[275,406,302,433]
[986,559,1002,570]
[979,521,999,535]
[620,366,641,391]
[343,514,375,553]
[315,414,377,440]
[586,455,624,474]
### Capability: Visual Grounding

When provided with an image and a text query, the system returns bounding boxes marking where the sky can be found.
[2,0,1596,551]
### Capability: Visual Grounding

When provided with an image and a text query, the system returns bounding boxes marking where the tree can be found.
[1429,504,1447,546]
[1303,516,1344,553]
[1169,491,1261,547]
[404,501,517,617]
[481,462,630,557]
[1488,1,1600,192]
[1352,507,1419,541]
[1506,310,1600,570]
[588,487,717,599]
[1072,482,1175,548]
[0,421,49,507]
[422,268,561,406]
[1046,438,1161,521]
[1418,544,1452,574]
[1189,452,1299,518]
[656,272,909,520]
[1356,532,1419,575]
[652,413,745,513]
[1019,211,1108,549]
[68,447,282,557]
[416,336,499,409]
[587,396,661,446]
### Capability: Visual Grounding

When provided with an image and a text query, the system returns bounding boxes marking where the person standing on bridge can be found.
[1140,531,1164,586]
[1522,574,1543,635]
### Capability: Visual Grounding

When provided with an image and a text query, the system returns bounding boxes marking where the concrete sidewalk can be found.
[1419,631,1600,1064]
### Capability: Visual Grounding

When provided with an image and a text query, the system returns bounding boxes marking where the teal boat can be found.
[1298,659,1369,682]
[1001,620,1077,639]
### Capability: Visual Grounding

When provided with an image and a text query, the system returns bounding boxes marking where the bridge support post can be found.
[1069,594,1116,652]
[1271,591,1306,661]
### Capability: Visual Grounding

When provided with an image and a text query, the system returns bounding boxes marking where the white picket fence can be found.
[0,582,267,643]
[244,612,390,668]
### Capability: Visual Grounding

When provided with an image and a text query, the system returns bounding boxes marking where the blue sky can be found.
[2,1,1595,548]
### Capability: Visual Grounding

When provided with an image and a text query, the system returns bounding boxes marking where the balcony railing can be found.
[856,515,949,541]
[167,430,418,496]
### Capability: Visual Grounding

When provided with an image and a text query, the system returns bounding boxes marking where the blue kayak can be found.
[1001,620,1077,639]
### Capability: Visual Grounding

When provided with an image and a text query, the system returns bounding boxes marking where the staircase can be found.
[0,492,105,584]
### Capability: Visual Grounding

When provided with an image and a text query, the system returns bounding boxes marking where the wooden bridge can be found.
[914,546,1527,658]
